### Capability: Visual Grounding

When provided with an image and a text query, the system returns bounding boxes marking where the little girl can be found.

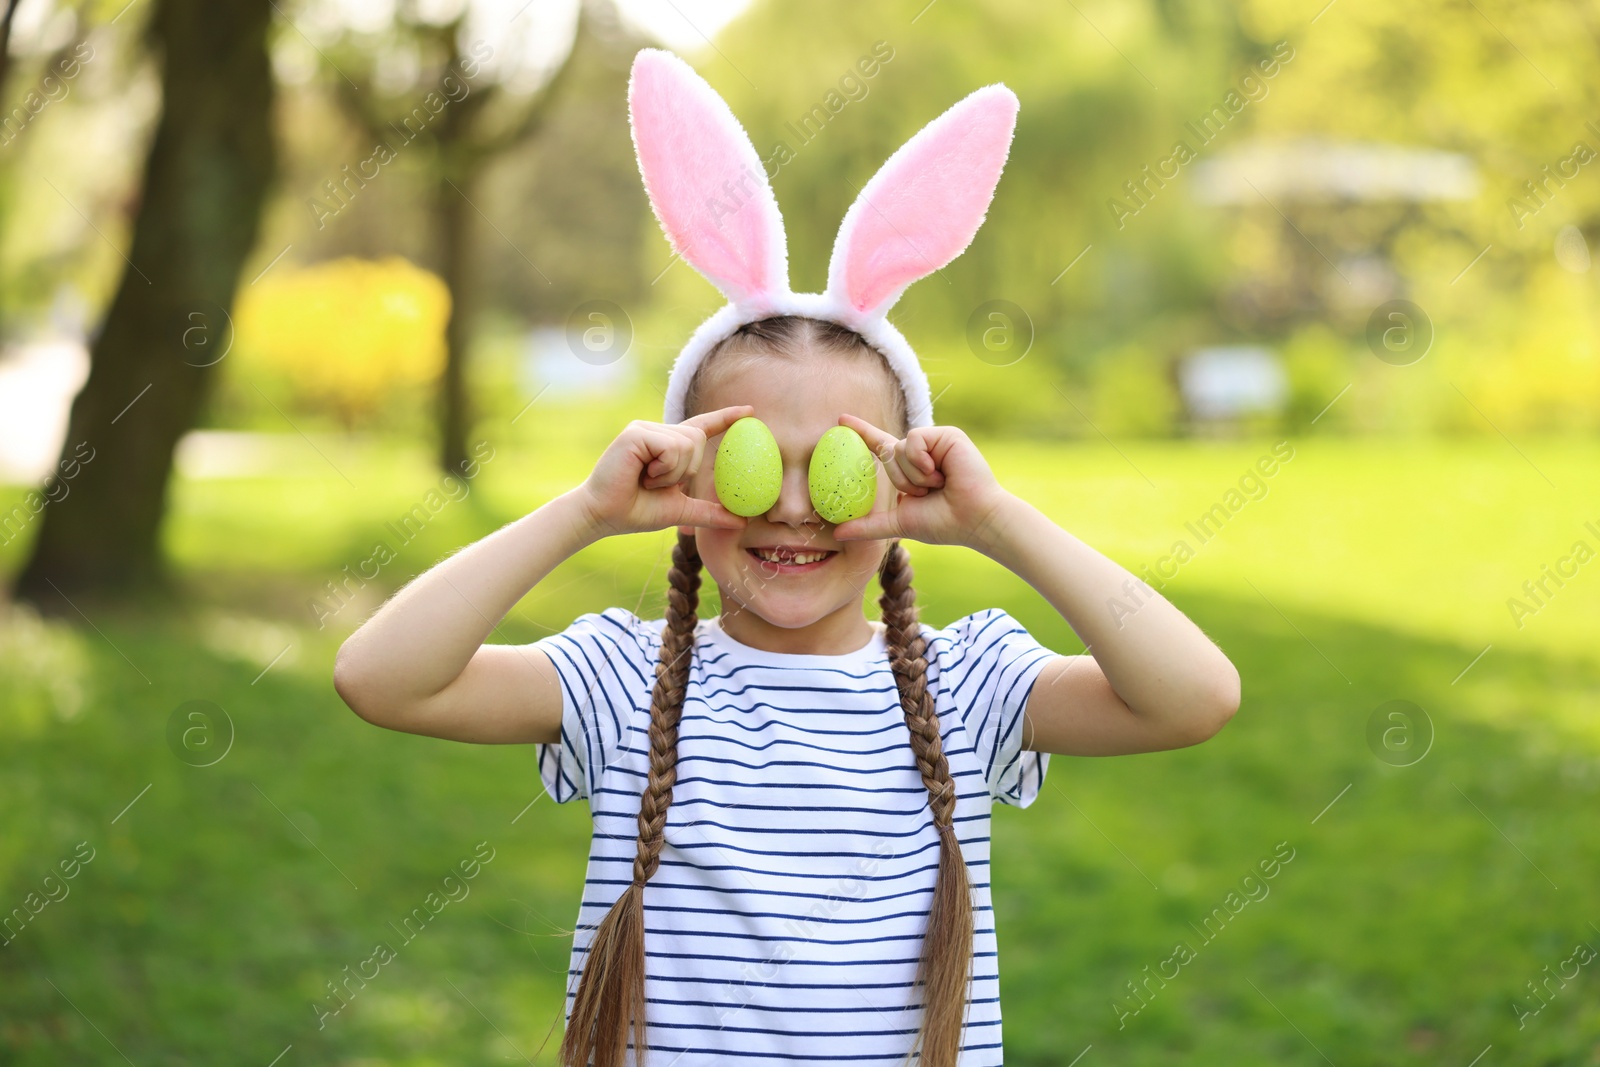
[334,50,1239,1067]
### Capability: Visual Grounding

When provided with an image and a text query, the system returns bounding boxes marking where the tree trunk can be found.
[435,166,474,476]
[12,0,276,607]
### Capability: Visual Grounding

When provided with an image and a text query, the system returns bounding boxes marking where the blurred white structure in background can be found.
[1178,345,1287,421]
[0,287,96,484]
[1179,140,1479,427]
[1191,139,1480,204]
[291,0,753,87]
[521,324,635,408]
[0,337,89,484]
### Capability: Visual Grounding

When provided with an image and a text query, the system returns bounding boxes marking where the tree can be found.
[324,0,596,474]
[0,0,23,91]
[12,0,276,606]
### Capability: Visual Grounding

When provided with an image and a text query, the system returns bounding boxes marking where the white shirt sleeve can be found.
[931,607,1057,808]
[529,607,658,804]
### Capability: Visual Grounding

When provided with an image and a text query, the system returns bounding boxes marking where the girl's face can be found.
[679,352,901,654]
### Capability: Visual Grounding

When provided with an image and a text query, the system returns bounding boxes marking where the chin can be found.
[724,563,830,622]
[696,553,822,626]
[731,591,832,630]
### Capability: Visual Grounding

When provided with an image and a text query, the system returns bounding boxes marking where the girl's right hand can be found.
[574,405,755,538]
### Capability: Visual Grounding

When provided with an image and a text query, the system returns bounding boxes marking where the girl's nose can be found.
[764,460,822,529]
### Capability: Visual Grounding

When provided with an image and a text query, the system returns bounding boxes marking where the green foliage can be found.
[923,340,1069,438]
[1280,324,1354,433]
[1087,342,1183,436]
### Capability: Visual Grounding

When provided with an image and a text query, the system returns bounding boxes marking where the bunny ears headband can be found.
[628,49,1020,430]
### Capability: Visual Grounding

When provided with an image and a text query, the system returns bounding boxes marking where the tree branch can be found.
[464,0,589,164]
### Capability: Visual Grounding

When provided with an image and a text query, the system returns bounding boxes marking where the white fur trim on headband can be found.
[660,293,937,430]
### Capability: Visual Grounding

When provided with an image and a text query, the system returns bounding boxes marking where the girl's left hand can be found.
[831,414,1014,550]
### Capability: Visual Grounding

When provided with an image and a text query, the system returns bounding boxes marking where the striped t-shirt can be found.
[533,605,1057,1065]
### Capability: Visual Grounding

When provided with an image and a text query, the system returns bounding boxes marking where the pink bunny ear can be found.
[827,84,1019,318]
[628,49,787,307]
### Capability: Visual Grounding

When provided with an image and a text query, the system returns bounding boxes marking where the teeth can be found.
[754,548,831,565]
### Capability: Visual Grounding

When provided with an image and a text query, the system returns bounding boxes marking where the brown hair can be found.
[682,315,910,434]
[559,317,972,1067]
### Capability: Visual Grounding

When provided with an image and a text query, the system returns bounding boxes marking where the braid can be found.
[560,529,703,1067]
[878,538,975,1067]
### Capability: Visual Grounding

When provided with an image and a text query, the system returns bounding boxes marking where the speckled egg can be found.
[809,425,877,524]
[714,417,783,516]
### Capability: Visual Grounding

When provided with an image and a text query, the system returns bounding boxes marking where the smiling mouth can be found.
[746,546,838,569]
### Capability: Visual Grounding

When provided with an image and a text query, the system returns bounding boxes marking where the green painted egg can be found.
[809,425,877,524]
[714,417,783,516]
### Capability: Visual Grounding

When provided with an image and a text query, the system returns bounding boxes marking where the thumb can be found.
[834,510,900,542]
[674,494,749,531]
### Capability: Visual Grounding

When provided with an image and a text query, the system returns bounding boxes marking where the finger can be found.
[635,427,694,489]
[674,492,749,530]
[645,455,691,490]
[908,429,945,479]
[678,423,709,480]
[894,436,944,491]
[642,422,717,487]
[907,427,947,478]
[890,428,945,493]
[836,413,901,466]
[681,404,757,442]
[833,507,904,542]
[648,425,705,487]
[877,441,925,496]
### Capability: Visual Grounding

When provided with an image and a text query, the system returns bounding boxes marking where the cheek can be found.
[688,466,712,499]
[869,464,893,510]
[699,526,741,559]
[839,543,883,574]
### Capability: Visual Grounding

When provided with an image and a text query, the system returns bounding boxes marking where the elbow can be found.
[1189,656,1241,744]
[1160,656,1239,748]
[333,639,381,725]
[334,637,428,733]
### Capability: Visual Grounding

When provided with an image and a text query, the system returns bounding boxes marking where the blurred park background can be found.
[2,0,1599,1062]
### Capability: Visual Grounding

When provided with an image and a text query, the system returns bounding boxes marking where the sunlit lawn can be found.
[2,414,1597,1065]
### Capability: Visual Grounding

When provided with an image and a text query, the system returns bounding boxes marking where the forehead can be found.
[700,354,899,453]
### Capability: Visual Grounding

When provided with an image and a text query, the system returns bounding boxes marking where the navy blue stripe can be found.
[646,994,1001,1013]
[655,715,909,738]
[637,948,1001,966]
[578,855,937,882]
[569,1043,998,1062]
[597,771,983,795]
[695,679,902,703]
[566,969,1002,989]
[583,876,963,906]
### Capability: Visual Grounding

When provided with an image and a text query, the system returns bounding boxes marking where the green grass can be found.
[2,424,1598,1065]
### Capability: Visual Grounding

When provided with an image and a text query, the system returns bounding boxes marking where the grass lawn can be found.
[1,418,1597,1065]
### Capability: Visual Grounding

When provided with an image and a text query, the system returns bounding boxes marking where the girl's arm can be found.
[332,406,753,745]
[831,416,1240,757]
[333,488,600,745]
[972,493,1241,756]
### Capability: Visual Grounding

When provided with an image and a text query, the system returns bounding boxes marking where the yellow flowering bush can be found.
[231,256,450,426]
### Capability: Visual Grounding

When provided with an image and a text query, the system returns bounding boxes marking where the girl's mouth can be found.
[746,547,838,573]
